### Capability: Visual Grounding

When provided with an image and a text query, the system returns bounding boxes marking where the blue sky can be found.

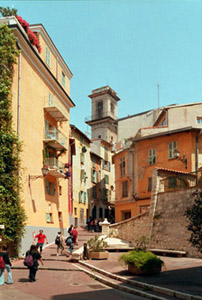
[2,0,202,135]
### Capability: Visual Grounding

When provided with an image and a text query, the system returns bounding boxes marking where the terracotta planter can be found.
[88,251,108,260]
[128,264,162,275]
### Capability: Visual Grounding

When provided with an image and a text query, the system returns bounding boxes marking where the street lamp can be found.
[174,149,187,169]
[28,165,49,186]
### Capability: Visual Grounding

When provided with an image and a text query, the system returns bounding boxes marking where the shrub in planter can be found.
[119,250,163,275]
[87,236,108,260]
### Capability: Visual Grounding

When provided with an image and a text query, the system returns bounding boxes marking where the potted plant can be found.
[87,236,108,260]
[119,250,163,275]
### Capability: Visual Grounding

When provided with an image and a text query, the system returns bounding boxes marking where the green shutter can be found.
[84,192,87,204]
[46,179,50,194]
[52,183,55,196]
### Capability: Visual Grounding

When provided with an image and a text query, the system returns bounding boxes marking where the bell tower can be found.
[86,86,120,143]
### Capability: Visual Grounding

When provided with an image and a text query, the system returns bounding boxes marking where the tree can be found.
[0,24,26,256]
[0,6,17,17]
[185,191,202,253]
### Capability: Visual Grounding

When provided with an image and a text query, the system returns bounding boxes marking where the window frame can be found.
[148,148,156,165]
[45,46,51,67]
[61,71,66,88]
[122,181,128,197]
[120,157,125,177]
[168,141,177,159]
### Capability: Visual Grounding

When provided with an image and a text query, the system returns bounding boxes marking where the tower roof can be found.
[88,86,120,101]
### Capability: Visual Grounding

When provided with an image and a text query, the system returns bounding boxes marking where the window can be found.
[196,117,202,124]
[123,211,131,220]
[80,169,86,181]
[45,47,51,67]
[48,93,53,106]
[108,162,111,172]
[92,186,97,198]
[97,101,103,118]
[80,153,85,164]
[122,181,128,197]
[168,177,177,188]
[104,175,109,184]
[59,185,62,195]
[92,169,97,183]
[79,191,87,204]
[46,213,52,223]
[168,141,177,159]
[45,180,56,195]
[62,71,66,88]
[92,156,97,168]
[160,115,167,126]
[148,149,156,165]
[148,177,152,191]
[111,102,114,114]
[120,157,125,176]
[74,207,77,215]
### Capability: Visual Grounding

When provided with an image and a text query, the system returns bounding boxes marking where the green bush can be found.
[87,236,108,252]
[119,250,163,275]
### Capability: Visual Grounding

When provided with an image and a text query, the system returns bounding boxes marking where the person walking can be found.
[65,235,74,255]
[25,244,43,282]
[71,226,78,246]
[55,232,65,256]
[32,230,48,254]
[67,225,73,235]
[0,245,13,285]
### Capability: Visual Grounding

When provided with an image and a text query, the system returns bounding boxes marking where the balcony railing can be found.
[44,95,68,122]
[44,128,67,150]
[45,158,66,178]
[85,110,115,122]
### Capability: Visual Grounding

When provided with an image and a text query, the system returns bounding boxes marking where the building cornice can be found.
[8,21,75,108]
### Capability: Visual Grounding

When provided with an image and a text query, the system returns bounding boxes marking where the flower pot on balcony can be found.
[88,251,108,260]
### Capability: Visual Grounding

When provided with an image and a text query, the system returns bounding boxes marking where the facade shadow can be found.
[122,266,202,296]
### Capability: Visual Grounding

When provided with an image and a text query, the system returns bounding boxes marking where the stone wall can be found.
[111,180,202,258]
[150,187,202,258]
[110,211,151,243]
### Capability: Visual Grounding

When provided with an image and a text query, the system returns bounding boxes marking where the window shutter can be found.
[52,183,55,196]
[79,191,81,203]
[84,192,87,204]
[48,93,53,106]
[109,162,111,172]
[46,179,50,194]
[81,169,85,180]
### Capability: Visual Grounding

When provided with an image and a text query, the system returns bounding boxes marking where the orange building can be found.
[1,16,75,254]
[114,126,202,222]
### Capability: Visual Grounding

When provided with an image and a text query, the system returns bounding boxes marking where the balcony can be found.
[44,95,68,122]
[85,110,115,123]
[44,128,67,151]
[45,158,66,178]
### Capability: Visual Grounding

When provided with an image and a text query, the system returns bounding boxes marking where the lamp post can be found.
[28,165,49,186]
[174,150,187,169]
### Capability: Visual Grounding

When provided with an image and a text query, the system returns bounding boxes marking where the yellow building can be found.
[0,16,75,254]
[70,125,91,227]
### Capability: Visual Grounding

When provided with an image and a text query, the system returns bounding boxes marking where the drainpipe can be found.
[17,41,21,181]
[196,130,202,185]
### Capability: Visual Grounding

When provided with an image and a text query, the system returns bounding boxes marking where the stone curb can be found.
[78,261,202,300]
[12,266,80,271]
[74,263,166,300]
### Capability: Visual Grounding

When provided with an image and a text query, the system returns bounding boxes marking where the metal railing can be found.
[45,128,67,148]
[44,157,65,172]
[85,110,115,122]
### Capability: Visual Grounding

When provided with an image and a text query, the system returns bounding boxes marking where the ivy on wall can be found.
[0,24,26,255]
